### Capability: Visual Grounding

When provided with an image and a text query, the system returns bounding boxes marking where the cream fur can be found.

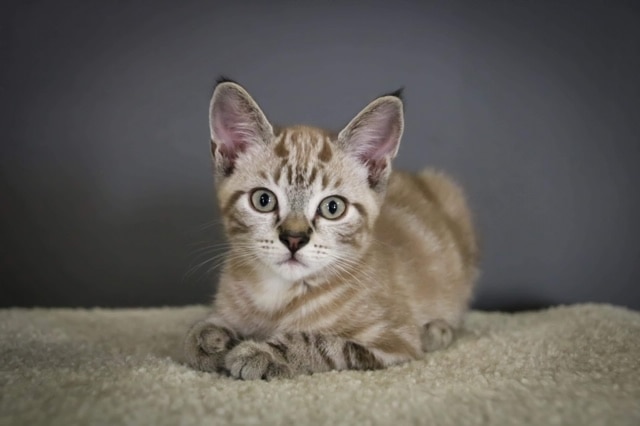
[199,82,479,378]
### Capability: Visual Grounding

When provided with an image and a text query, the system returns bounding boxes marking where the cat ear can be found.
[209,78,274,176]
[337,90,404,190]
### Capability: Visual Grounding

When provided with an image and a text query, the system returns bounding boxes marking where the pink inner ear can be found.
[212,92,266,160]
[356,127,399,162]
[213,105,249,158]
[350,103,402,163]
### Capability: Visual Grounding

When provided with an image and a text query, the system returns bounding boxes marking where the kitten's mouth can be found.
[278,256,306,267]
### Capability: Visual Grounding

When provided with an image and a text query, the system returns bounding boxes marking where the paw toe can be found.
[226,343,291,381]
[262,362,293,381]
[421,319,454,352]
[184,321,233,372]
[198,326,232,354]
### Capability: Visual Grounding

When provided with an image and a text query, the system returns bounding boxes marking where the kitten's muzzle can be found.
[279,231,310,254]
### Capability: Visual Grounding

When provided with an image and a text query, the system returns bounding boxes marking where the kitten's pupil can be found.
[328,200,338,215]
[260,193,270,207]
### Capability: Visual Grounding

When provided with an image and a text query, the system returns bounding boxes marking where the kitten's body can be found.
[185,81,478,379]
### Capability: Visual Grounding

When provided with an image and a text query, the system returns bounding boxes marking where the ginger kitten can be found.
[184,78,479,380]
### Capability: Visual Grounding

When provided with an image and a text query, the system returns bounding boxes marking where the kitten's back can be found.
[371,169,478,329]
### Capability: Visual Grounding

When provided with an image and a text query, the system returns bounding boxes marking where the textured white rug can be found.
[1,304,639,425]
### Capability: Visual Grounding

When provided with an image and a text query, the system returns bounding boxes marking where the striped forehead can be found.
[274,126,335,162]
[271,126,337,189]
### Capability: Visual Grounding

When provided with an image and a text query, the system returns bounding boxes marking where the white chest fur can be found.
[249,273,301,313]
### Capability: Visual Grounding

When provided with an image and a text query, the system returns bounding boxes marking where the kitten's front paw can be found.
[184,320,236,373]
[225,341,292,381]
[421,319,454,352]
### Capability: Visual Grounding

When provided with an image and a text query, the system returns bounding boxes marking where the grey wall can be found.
[2,0,639,310]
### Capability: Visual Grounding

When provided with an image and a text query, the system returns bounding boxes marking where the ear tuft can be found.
[209,80,273,177]
[215,75,239,86]
[382,87,404,101]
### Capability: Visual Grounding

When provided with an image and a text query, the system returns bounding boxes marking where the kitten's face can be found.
[218,127,379,282]
[209,80,403,283]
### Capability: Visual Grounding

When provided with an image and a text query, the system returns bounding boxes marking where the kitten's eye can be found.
[250,188,278,213]
[318,196,347,220]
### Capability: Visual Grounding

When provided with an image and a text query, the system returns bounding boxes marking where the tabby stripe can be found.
[222,190,245,215]
[317,286,364,327]
[314,335,336,370]
[267,341,289,362]
[227,215,249,235]
[352,203,369,224]
[372,331,421,359]
[342,342,354,369]
[411,175,477,266]
[286,165,293,185]
[318,139,332,162]
[321,174,329,189]
[280,281,355,328]
[274,138,289,158]
[308,167,318,185]
[336,223,365,246]
[228,221,248,230]
[276,277,342,318]
[410,175,441,205]
[225,333,241,351]
[288,129,298,144]
[344,342,382,370]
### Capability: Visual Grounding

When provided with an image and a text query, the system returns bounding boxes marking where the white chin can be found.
[275,259,312,281]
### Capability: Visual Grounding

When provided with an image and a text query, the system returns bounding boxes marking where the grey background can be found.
[2,0,639,310]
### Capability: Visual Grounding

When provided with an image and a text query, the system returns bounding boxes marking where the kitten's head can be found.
[210,78,404,283]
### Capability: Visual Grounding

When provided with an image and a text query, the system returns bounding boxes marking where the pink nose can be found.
[279,232,310,253]
[286,236,303,250]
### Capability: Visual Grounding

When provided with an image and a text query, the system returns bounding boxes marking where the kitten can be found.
[184,78,479,380]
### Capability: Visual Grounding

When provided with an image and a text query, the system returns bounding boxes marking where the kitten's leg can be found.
[225,332,395,381]
[420,319,454,352]
[184,319,239,373]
